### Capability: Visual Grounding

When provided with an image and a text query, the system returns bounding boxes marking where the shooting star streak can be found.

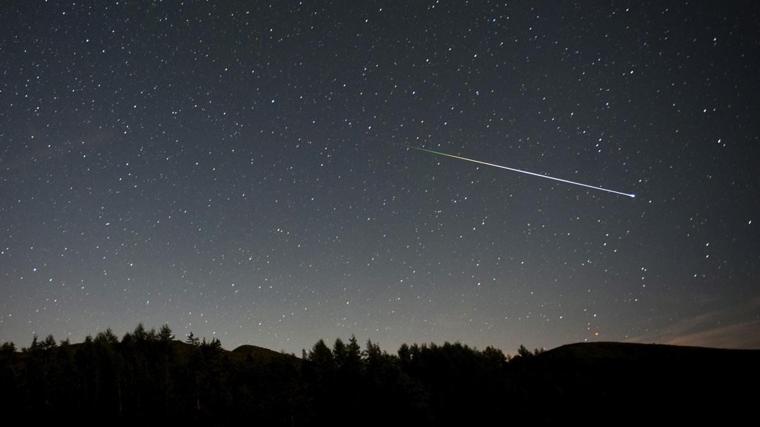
[412,147,636,198]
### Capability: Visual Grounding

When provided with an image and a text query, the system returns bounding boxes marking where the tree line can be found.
[2,324,756,425]
[0,324,548,425]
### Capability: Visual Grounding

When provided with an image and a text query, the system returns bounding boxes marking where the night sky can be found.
[2,1,759,353]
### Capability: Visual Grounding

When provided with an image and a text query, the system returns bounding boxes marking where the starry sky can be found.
[1,1,759,353]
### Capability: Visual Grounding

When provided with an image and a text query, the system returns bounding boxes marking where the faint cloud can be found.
[0,127,117,174]
[664,320,760,349]
[627,299,760,349]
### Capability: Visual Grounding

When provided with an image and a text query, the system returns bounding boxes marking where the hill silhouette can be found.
[230,344,300,364]
[1,325,757,425]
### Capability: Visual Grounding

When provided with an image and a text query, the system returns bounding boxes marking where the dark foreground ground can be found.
[1,328,758,426]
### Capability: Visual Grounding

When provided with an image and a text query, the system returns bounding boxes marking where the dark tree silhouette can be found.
[158,324,174,342]
[0,325,757,426]
[517,344,533,358]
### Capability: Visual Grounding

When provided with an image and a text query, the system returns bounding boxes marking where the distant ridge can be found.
[511,341,760,424]
[540,340,760,359]
[230,344,300,364]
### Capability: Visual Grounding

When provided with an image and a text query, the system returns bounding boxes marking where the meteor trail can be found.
[412,147,636,198]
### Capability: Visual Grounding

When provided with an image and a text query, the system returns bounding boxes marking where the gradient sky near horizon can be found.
[1,1,759,353]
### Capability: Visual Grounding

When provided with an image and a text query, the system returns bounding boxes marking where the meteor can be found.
[412,147,636,198]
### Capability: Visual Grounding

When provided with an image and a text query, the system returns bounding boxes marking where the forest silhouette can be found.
[1,324,757,425]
